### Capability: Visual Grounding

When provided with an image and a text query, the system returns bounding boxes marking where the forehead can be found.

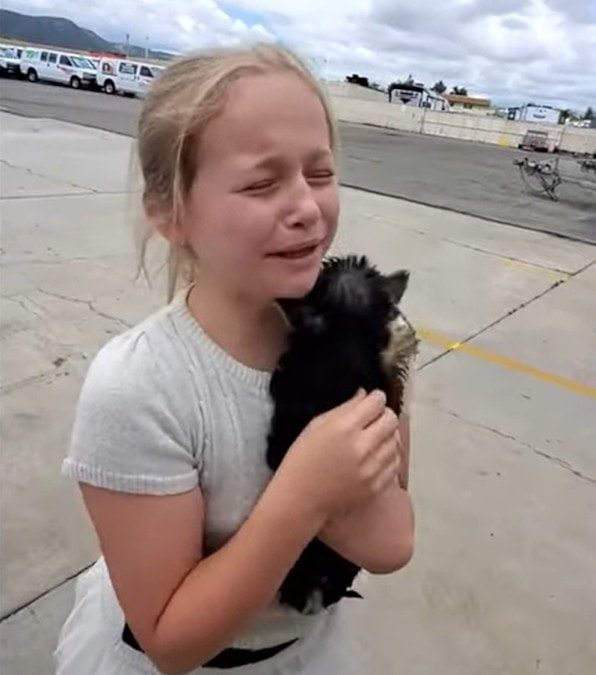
[200,71,332,167]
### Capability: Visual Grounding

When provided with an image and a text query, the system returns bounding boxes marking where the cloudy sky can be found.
[6,0,596,111]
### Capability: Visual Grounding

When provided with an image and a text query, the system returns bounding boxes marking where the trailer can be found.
[387,82,448,111]
[508,104,561,125]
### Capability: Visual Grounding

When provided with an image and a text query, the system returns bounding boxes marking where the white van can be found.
[96,58,163,97]
[0,45,22,77]
[19,48,97,89]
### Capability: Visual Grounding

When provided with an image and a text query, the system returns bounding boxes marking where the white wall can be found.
[330,96,424,133]
[329,94,596,154]
[323,81,387,103]
[448,103,492,116]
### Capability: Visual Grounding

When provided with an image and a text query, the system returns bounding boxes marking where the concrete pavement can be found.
[1,111,595,675]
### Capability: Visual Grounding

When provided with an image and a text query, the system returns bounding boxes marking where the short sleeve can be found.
[61,329,202,495]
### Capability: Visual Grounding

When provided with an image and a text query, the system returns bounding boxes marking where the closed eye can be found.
[243,179,276,192]
[307,170,335,180]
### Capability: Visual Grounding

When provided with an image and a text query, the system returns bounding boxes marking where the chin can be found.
[274,270,320,300]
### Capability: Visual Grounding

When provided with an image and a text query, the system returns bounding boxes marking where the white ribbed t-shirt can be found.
[62,287,335,651]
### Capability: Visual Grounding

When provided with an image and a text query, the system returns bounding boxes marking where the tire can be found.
[70,76,81,89]
[104,80,115,94]
[27,68,38,83]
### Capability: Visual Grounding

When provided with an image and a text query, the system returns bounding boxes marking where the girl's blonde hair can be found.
[134,42,339,301]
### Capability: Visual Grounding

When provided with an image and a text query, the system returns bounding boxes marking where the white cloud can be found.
[4,0,595,111]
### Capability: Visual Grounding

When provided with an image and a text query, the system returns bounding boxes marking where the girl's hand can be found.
[276,389,401,521]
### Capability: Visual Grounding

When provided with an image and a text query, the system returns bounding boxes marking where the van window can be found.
[139,65,153,78]
[59,55,73,66]
[119,62,137,75]
[72,56,94,69]
[48,53,58,64]
[41,52,48,62]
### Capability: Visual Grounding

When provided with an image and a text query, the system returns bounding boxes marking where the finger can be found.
[354,389,387,428]
[333,387,367,413]
[372,447,401,493]
[368,436,399,480]
[361,408,399,447]
[320,389,366,425]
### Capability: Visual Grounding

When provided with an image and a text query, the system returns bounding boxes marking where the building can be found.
[387,82,448,111]
[507,104,562,125]
[443,94,492,114]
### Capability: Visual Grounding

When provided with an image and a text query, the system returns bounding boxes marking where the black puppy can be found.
[266,254,418,614]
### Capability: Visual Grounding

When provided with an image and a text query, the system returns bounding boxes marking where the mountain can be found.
[0,9,174,61]
[0,9,113,51]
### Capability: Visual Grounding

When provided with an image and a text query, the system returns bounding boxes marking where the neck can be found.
[186,281,289,371]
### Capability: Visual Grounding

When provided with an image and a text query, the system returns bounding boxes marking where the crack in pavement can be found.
[441,238,583,276]
[363,212,594,276]
[440,407,596,485]
[36,287,132,330]
[1,370,60,394]
[0,158,97,195]
[1,190,134,202]
[0,561,96,623]
[2,294,46,321]
[416,258,595,373]
[1,255,123,268]
[2,257,95,268]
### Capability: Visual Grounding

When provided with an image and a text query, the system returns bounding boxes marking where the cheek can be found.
[183,190,264,256]
[319,186,340,236]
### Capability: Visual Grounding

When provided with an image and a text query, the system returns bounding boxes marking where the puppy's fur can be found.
[266,254,418,614]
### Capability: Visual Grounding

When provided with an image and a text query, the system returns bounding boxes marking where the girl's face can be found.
[178,71,339,304]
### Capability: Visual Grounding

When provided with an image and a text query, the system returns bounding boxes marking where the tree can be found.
[450,85,468,96]
[583,106,594,120]
[431,80,447,94]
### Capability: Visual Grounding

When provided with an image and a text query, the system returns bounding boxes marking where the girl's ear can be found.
[143,193,187,247]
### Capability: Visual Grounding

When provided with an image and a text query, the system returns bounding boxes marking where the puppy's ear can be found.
[383,270,409,304]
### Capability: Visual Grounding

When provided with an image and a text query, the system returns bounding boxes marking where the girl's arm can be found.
[78,388,396,675]
[80,473,325,675]
[318,412,414,574]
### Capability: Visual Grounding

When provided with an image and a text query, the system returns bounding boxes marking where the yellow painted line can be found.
[500,259,569,282]
[417,328,596,399]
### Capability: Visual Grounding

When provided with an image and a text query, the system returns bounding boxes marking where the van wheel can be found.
[27,69,38,83]
[70,76,81,89]
[104,80,115,94]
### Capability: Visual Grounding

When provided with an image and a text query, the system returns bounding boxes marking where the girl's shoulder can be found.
[63,293,206,495]
[83,289,200,398]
